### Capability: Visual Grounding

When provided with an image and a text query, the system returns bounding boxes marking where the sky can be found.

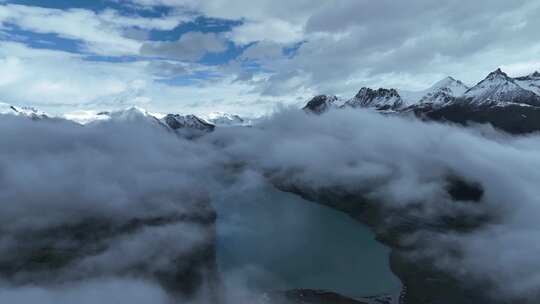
[0,0,539,115]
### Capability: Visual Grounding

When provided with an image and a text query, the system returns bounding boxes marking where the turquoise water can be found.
[214,183,401,298]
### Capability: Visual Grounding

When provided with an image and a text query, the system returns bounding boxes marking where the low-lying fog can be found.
[2,108,540,302]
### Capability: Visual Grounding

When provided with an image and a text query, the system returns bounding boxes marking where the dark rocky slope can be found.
[414,102,540,134]
[303,95,340,114]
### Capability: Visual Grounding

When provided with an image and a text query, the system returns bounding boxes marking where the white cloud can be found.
[128,0,317,45]
[0,4,188,55]
[0,41,299,116]
[0,42,149,108]
[141,32,228,61]
[128,0,318,23]
[1,0,540,113]
[227,0,540,96]
[227,19,304,45]
[240,41,285,61]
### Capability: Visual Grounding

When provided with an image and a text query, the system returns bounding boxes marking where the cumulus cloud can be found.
[0,41,150,110]
[227,19,304,45]
[0,4,188,55]
[127,0,540,97]
[141,32,228,61]
[0,41,286,116]
[200,109,540,301]
[3,1,540,114]
[239,41,285,62]
[0,114,222,302]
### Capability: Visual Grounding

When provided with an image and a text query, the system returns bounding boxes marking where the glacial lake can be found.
[213,182,401,298]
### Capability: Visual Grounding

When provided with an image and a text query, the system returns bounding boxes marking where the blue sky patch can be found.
[1,25,82,53]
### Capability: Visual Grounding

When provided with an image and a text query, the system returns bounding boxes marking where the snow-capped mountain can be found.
[63,107,215,133]
[162,114,215,132]
[4,67,540,135]
[303,95,340,114]
[345,88,404,111]
[205,112,249,126]
[515,71,540,96]
[0,102,48,119]
[72,107,167,130]
[417,76,469,106]
[303,68,540,134]
[411,69,540,134]
[462,68,540,107]
[63,110,114,124]
[106,107,160,122]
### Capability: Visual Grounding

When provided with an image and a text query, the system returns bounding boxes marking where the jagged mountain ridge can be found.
[302,95,341,114]
[0,104,219,134]
[0,102,48,119]
[91,107,217,133]
[305,68,540,134]
[514,71,540,96]
[416,76,470,106]
[204,112,250,126]
[1,103,254,132]
[462,68,540,107]
[163,113,215,132]
[345,88,404,111]
[306,69,540,112]
[3,67,540,135]
[304,76,470,113]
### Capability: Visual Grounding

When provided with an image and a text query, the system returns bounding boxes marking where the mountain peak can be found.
[514,71,540,96]
[205,112,248,126]
[514,71,540,81]
[163,114,215,132]
[431,76,468,91]
[108,106,153,121]
[463,68,540,106]
[0,102,48,119]
[467,68,516,91]
[303,95,339,114]
[345,87,403,110]
[440,76,457,83]
[485,68,511,81]
[414,77,469,106]
[354,87,400,98]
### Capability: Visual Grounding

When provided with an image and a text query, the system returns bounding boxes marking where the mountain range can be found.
[1,105,253,135]
[0,102,48,119]
[3,68,540,135]
[304,69,540,134]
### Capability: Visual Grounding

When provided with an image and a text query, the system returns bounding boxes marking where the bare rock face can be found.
[163,114,216,133]
[415,102,540,135]
[303,95,339,114]
[345,88,404,111]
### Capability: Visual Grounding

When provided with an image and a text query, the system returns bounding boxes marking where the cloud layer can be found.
[4,107,540,301]
[204,109,540,301]
[1,1,539,114]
